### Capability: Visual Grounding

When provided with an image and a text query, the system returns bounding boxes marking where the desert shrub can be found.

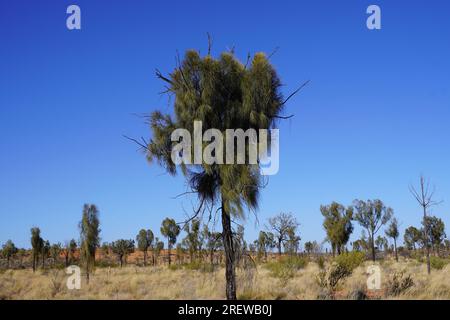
[316,264,352,294]
[265,256,308,284]
[334,251,365,272]
[430,256,449,270]
[317,256,326,270]
[386,271,414,296]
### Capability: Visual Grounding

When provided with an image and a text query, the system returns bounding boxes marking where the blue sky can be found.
[1,0,449,249]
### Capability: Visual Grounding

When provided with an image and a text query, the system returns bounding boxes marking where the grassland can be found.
[1,257,449,300]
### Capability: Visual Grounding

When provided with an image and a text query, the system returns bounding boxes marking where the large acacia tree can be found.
[140,49,299,299]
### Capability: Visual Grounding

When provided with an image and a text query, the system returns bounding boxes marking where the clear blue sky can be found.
[1,0,449,249]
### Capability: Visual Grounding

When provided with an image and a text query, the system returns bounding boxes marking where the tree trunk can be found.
[394,238,398,262]
[221,205,237,300]
[423,208,431,274]
[143,250,147,266]
[277,240,282,256]
[168,242,171,266]
[371,234,376,262]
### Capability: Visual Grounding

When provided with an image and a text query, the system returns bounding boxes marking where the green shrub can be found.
[317,256,326,270]
[184,261,215,273]
[430,256,449,270]
[334,251,365,272]
[265,256,308,284]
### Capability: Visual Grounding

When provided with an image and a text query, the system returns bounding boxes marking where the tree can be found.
[136,229,154,266]
[203,225,223,265]
[422,216,446,256]
[50,242,62,266]
[404,226,422,251]
[353,199,392,261]
[183,219,202,262]
[257,231,275,261]
[41,240,50,268]
[63,239,77,267]
[2,240,18,268]
[160,218,181,266]
[268,213,299,256]
[320,202,353,256]
[304,241,318,255]
[30,227,43,272]
[375,235,388,252]
[284,228,301,255]
[385,217,400,261]
[409,175,441,274]
[138,48,301,300]
[79,204,101,283]
[153,238,164,265]
[111,239,135,267]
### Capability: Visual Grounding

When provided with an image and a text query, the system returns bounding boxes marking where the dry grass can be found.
[0,258,448,300]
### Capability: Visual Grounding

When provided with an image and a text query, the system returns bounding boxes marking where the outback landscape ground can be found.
[1,252,449,300]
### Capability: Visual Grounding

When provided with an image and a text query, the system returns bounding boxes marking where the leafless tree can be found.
[409,175,442,274]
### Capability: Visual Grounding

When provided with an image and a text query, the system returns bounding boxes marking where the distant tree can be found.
[160,218,181,266]
[183,219,202,263]
[79,204,101,283]
[404,226,422,251]
[111,239,135,267]
[422,216,446,256]
[50,242,62,266]
[136,229,154,266]
[385,218,400,261]
[268,212,299,256]
[203,225,222,265]
[320,202,353,256]
[63,239,78,267]
[257,231,275,261]
[41,240,50,268]
[30,227,43,272]
[2,240,18,268]
[304,241,319,255]
[353,199,392,261]
[409,175,441,274]
[153,238,164,265]
[17,248,26,268]
[375,235,388,253]
[284,228,301,255]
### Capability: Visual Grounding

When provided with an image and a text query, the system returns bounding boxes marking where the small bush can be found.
[265,256,308,285]
[317,256,326,270]
[430,256,449,270]
[334,252,365,272]
[386,271,414,296]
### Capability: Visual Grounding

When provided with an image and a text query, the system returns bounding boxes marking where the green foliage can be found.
[161,218,181,248]
[429,256,449,270]
[334,251,365,272]
[353,199,393,261]
[320,202,353,255]
[404,226,422,250]
[316,264,352,293]
[79,204,101,280]
[111,239,135,267]
[265,256,308,284]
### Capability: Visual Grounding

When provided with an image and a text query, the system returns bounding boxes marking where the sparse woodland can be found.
[1,49,449,300]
